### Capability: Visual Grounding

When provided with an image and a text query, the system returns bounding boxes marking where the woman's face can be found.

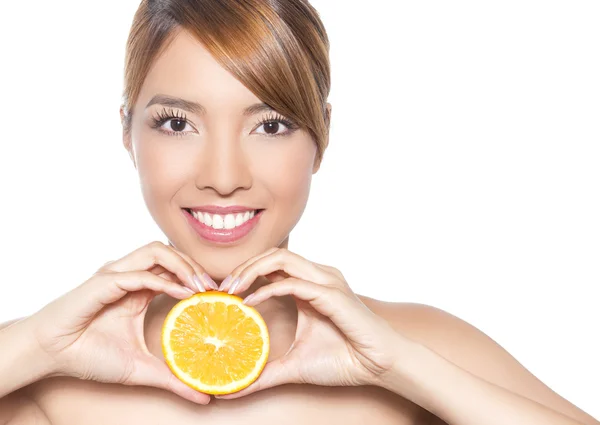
[122,29,329,280]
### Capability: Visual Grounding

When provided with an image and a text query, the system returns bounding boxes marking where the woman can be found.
[0,0,597,424]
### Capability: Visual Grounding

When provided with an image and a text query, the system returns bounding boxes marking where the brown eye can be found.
[158,118,194,135]
[263,121,280,135]
[255,119,293,138]
[170,119,187,132]
[253,111,298,138]
[150,107,196,137]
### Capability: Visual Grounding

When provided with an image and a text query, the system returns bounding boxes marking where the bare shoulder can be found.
[0,387,50,425]
[358,295,599,425]
[0,317,25,331]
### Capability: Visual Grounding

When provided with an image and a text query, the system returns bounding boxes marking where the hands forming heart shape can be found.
[211,247,407,399]
[24,242,410,406]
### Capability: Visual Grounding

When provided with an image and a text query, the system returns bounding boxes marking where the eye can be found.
[254,112,298,138]
[150,107,196,137]
[160,118,194,134]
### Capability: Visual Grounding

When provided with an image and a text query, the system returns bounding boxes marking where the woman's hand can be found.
[26,241,217,404]
[215,247,411,399]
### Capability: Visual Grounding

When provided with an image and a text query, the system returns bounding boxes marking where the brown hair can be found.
[121,0,331,162]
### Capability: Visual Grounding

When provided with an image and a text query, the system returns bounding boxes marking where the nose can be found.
[195,133,253,196]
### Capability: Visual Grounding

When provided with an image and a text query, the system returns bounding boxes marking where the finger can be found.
[65,272,195,326]
[214,356,297,400]
[243,277,333,311]
[264,270,288,283]
[242,277,374,339]
[100,241,203,293]
[149,265,178,283]
[168,243,218,290]
[149,265,167,275]
[157,270,179,283]
[83,271,195,312]
[129,355,211,405]
[219,246,279,292]
[313,263,346,281]
[231,248,340,295]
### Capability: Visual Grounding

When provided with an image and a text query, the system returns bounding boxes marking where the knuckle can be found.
[92,269,111,280]
[148,240,165,251]
[319,264,344,279]
[273,249,287,265]
[330,267,345,280]
[97,260,115,272]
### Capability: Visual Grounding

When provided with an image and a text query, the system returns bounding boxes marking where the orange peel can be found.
[162,291,270,395]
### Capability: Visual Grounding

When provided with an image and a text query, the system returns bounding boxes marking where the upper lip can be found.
[186,205,260,214]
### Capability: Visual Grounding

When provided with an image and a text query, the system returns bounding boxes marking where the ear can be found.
[312,102,332,174]
[120,105,136,169]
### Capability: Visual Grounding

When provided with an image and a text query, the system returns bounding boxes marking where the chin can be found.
[159,206,296,279]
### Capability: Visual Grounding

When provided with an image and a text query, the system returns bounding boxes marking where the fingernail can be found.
[242,293,256,305]
[228,277,241,294]
[219,275,232,291]
[192,275,206,292]
[202,273,218,290]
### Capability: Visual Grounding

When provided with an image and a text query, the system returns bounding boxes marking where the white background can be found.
[0,0,598,418]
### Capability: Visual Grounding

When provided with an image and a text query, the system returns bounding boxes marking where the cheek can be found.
[253,140,316,211]
[269,157,312,201]
[134,134,193,213]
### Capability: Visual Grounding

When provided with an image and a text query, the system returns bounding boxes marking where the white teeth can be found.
[190,209,258,230]
[235,213,244,226]
[224,214,236,229]
[212,214,224,229]
[193,211,204,223]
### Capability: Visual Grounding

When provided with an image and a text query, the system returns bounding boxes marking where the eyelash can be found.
[150,108,191,138]
[253,112,299,138]
[150,107,298,139]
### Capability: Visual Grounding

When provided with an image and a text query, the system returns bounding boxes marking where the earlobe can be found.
[120,106,136,169]
[313,102,332,174]
[312,157,322,174]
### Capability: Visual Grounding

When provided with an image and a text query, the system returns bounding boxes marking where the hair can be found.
[121,0,331,162]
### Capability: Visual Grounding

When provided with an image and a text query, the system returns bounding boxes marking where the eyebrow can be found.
[145,94,275,117]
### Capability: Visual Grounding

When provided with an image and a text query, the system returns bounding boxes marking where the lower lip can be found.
[183,209,263,245]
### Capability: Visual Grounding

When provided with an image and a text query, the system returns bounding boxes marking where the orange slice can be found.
[161,291,270,395]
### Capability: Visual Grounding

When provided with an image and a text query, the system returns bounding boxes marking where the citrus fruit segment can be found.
[161,291,270,395]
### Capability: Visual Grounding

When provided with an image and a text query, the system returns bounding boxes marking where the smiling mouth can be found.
[183,208,264,230]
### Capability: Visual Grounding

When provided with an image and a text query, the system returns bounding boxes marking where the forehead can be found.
[136,29,261,113]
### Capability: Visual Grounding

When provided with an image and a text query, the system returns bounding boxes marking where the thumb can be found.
[215,356,299,399]
[129,355,211,405]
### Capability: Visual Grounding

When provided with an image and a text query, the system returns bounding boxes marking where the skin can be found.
[1,27,598,425]
[126,28,320,285]
[0,28,430,424]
